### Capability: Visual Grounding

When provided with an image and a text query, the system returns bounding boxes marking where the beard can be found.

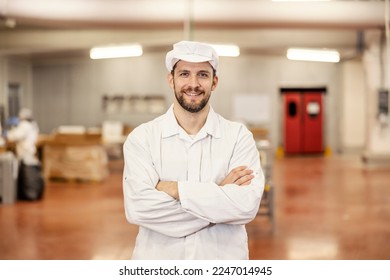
[174,85,210,113]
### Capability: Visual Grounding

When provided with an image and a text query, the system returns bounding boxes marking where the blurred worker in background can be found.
[7,108,39,165]
[123,41,264,259]
[6,108,44,201]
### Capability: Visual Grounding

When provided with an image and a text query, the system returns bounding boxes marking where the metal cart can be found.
[0,152,17,204]
[256,139,275,231]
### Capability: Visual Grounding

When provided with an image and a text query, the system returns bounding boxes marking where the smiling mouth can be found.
[184,89,204,96]
[185,92,201,96]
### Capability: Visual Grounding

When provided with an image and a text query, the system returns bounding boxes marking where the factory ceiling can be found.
[0,0,386,59]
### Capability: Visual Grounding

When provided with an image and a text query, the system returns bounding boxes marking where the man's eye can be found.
[199,73,209,78]
[179,72,189,77]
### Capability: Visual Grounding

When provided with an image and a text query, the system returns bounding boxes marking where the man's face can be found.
[168,60,218,113]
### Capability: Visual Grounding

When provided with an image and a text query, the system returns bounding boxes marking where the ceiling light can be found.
[272,0,331,2]
[210,44,240,57]
[286,48,340,63]
[90,44,143,59]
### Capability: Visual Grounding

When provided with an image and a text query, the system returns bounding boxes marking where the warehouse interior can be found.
[0,0,389,260]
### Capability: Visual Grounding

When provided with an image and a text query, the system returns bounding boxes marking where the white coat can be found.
[123,105,265,259]
[7,119,39,165]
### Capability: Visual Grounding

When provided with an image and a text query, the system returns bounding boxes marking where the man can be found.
[7,108,39,165]
[123,41,264,259]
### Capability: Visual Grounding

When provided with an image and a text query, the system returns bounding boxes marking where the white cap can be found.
[165,41,219,74]
[19,108,32,120]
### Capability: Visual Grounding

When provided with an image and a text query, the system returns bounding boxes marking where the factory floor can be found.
[0,154,389,260]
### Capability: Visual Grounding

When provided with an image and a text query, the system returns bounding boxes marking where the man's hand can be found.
[219,166,254,187]
[156,181,179,200]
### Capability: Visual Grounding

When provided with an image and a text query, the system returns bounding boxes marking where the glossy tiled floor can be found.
[0,155,389,260]
[249,155,390,260]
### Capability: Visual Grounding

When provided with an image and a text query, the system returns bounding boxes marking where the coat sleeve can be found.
[178,125,265,225]
[7,122,28,141]
[122,127,210,238]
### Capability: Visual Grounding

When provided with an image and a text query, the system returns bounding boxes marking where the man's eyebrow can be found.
[176,69,212,74]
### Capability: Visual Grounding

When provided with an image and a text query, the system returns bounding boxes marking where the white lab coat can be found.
[7,119,39,165]
[123,105,264,259]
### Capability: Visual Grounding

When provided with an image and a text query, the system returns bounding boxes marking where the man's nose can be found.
[188,74,200,86]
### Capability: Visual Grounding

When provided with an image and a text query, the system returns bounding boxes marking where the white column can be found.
[362,31,390,165]
[0,57,8,106]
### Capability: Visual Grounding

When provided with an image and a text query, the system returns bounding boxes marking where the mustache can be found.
[182,86,204,94]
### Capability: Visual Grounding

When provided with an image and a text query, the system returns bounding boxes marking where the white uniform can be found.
[7,120,39,165]
[123,105,264,259]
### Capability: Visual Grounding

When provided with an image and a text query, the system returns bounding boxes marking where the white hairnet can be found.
[165,41,219,74]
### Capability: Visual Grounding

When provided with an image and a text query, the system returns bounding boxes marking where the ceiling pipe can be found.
[338,30,365,62]
[184,0,194,41]
[3,1,385,30]
[385,0,390,89]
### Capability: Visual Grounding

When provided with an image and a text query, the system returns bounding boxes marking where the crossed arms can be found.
[156,166,255,200]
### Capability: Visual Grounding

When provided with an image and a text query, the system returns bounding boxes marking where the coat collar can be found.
[162,104,221,139]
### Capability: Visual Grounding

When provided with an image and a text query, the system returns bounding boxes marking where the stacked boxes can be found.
[43,131,109,182]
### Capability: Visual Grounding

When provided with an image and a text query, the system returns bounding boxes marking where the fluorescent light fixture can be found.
[287,48,340,63]
[90,44,143,59]
[273,0,331,2]
[210,44,240,57]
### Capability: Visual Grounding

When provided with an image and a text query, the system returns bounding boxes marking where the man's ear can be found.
[167,73,174,89]
[211,76,219,91]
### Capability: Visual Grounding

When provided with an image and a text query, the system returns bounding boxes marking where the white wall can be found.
[32,53,172,133]
[30,51,343,153]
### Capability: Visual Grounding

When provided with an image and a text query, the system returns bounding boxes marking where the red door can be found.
[283,89,324,154]
[284,92,302,154]
[302,93,323,153]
